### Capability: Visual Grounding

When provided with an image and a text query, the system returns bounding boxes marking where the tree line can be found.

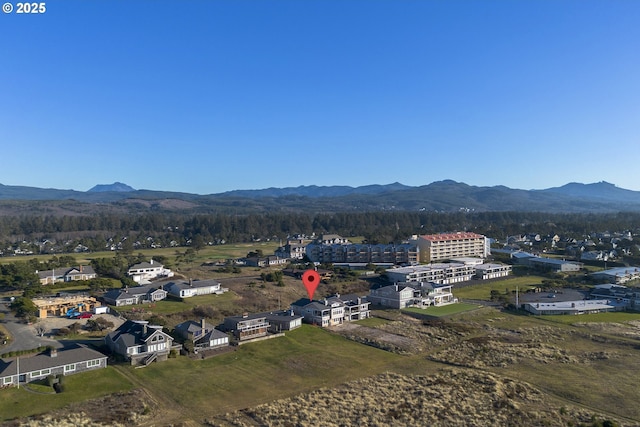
[1,211,640,252]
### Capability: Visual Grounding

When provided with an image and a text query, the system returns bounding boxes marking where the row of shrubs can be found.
[1,345,51,359]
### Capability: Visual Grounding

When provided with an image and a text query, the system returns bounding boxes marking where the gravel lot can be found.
[35,313,125,337]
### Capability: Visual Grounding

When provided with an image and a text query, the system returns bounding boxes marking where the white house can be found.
[127,259,174,283]
[162,279,228,298]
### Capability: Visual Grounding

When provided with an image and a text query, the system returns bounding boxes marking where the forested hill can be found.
[1,180,640,215]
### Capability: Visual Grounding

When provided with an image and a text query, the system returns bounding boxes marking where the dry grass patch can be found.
[211,370,619,427]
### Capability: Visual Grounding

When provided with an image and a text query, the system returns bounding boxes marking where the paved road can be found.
[0,302,62,353]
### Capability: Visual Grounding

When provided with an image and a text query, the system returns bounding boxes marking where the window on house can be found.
[87,359,100,368]
[64,364,76,372]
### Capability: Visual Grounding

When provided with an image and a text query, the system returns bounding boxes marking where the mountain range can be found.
[1,180,640,215]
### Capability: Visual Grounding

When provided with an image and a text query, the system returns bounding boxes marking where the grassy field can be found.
[454,275,547,300]
[0,367,134,422]
[0,242,281,266]
[126,325,402,418]
[539,310,640,325]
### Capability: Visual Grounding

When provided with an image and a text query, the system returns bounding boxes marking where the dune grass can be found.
[402,302,481,317]
[115,291,240,316]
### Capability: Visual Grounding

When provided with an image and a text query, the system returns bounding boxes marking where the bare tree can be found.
[34,324,47,337]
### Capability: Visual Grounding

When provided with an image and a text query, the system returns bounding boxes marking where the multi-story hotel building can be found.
[415,232,489,263]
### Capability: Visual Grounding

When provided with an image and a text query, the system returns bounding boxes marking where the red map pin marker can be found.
[302,269,320,300]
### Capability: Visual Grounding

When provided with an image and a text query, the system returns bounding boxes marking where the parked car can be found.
[77,312,93,319]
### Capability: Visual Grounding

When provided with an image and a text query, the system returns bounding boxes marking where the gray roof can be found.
[106,320,169,347]
[201,329,229,342]
[175,319,215,335]
[129,260,163,270]
[263,310,303,322]
[37,266,96,280]
[103,285,166,301]
[0,344,107,377]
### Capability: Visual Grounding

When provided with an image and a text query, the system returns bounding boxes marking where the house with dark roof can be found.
[222,313,270,341]
[102,285,167,306]
[37,265,97,285]
[0,344,107,387]
[174,319,229,350]
[162,279,227,298]
[263,310,303,333]
[105,320,174,366]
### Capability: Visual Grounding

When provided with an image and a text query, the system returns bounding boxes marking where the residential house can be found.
[0,344,107,387]
[222,313,270,341]
[414,282,457,306]
[163,279,228,298]
[38,265,97,285]
[368,284,418,309]
[291,294,369,327]
[330,294,370,321]
[291,298,344,327]
[174,319,229,350]
[264,310,304,333]
[105,320,175,366]
[102,285,167,307]
[127,259,174,283]
[244,256,289,268]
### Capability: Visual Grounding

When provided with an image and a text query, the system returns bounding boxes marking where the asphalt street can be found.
[0,302,62,353]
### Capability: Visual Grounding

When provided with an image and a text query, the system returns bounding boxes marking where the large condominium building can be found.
[385,263,476,285]
[415,232,489,263]
[305,235,419,265]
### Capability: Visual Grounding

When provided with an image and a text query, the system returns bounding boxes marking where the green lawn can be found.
[539,310,640,325]
[402,302,481,317]
[126,325,402,416]
[454,275,547,300]
[0,367,134,422]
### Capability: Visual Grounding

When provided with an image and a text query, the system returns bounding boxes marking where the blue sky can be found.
[1,0,639,194]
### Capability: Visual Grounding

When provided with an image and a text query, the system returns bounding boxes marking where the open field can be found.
[0,242,281,266]
[4,308,640,426]
[541,311,640,325]
[4,249,640,426]
[454,275,548,300]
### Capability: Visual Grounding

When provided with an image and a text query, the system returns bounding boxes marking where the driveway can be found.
[0,302,62,352]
